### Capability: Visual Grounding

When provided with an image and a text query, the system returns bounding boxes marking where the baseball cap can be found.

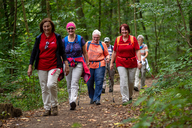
[104,37,110,42]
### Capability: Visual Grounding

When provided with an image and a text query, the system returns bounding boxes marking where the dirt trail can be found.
[2,78,154,128]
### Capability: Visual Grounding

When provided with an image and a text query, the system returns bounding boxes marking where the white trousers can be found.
[65,63,83,103]
[134,62,147,89]
[38,68,60,110]
[117,67,136,102]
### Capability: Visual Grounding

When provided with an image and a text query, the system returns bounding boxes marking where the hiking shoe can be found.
[109,89,113,93]
[43,109,51,116]
[134,87,139,92]
[90,99,94,104]
[122,99,132,106]
[102,88,105,93]
[52,106,58,116]
[70,102,76,110]
[95,100,101,105]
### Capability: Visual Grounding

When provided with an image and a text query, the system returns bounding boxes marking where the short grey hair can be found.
[137,35,144,40]
[92,29,101,36]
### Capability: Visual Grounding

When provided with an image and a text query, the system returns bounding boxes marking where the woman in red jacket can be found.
[27,18,69,116]
[110,24,142,105]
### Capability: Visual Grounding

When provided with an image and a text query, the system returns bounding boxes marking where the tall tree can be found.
[98,0,101,30]
[117,0,121,27]
[46,0,51,19]
[21,0,30,49]
[176,0,192,48]
[75,0,88,40]
[133,0,137,37]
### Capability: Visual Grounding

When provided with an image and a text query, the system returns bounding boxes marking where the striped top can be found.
[140,44,148,56]
[108,45,114,58]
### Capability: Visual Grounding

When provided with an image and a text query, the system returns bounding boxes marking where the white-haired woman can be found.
[134,35,148,91]
[86,29,110,105]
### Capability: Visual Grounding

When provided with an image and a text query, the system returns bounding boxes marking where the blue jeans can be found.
[87,66,105,102]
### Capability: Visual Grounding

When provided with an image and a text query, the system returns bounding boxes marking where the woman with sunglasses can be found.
[63,22,90,110]
[27,18,69,116]
[110,24,142,105]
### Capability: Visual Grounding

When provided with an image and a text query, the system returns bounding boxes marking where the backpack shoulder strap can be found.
[76,35,82,48]
[116,36,121,46]
[111,45,113,51]
[87,41,91,51]
[64,36,68,48]
[99,41,104,52]
[130,35,134,46]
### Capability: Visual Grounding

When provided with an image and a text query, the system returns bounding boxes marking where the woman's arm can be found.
[143,51,148,61]
[136,50,142,69]
[110,51,116,70]
[82,45,90,69]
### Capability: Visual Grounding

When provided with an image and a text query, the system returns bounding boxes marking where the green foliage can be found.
[125,51,192,127]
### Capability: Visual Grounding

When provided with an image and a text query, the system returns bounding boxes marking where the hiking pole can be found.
[78,78,82,106]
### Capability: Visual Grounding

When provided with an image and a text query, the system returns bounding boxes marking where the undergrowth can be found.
[125,49,192,127]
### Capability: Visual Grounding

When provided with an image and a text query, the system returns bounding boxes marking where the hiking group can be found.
[27,18,149,116]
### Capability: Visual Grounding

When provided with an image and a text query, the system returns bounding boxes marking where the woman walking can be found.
[110,24,142,105]
[63,22,90,110]
[27,18,69,116]
[86,29,110,105]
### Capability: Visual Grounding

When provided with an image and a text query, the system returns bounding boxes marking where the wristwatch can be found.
[87,62,90,66]
[139,61,142,63]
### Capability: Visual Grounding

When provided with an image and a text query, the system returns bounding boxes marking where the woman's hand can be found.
[142,57,146,61]
[138,63,142,69]
[110,63,114,70]
[64,61,70,76]
[106,55,110,63]
[86,63,90,69]
[27,65,32,77]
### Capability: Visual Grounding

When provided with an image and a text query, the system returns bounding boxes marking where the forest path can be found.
[2,78,155,128]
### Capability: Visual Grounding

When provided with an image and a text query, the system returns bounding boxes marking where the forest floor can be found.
[1,77,155,128]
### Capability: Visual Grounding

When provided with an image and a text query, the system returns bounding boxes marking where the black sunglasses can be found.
[67,27,74,30]
[45,41,49,49]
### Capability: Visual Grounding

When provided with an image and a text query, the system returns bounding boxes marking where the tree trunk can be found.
[189,9,192,46]
[46,0,51,19]
[117,0,121,27]
[12,0,17,50]
[41,0,46,14]
[136,0,149,48]
[21,0,30,49]
[176,0,191,48]
[133,0,137,37]
[98,0,101,30]
[75,0,88,40]
[154,14,158,73]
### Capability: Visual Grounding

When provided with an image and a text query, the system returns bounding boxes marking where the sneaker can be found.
[43,109,51,116]
[109,89,113,93]
[134,87,139,92]
[95,100,101,105]
[52,106,58,116]
[70,102,76,110]
[102,88,105,93]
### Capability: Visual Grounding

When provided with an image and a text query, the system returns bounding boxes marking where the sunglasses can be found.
[45,41,49,49]
[67,27,74,30]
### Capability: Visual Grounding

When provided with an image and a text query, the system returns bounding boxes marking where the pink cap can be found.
[66,22,76,30]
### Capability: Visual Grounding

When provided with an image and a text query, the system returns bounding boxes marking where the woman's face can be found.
[92,34,100,43]
[43,22,52,35]
[67,26,75,35]
[121,26,129,37]
[138,38,144,45]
